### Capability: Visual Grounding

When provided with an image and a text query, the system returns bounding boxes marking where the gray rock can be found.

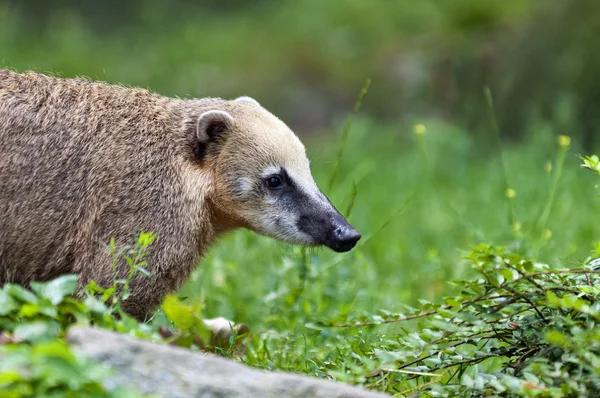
[67,327,389,398]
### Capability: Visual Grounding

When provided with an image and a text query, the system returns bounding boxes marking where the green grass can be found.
[182,116,598,327]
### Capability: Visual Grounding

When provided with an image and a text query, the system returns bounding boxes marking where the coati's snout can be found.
[328,212,362,252]
[297,210,361,253]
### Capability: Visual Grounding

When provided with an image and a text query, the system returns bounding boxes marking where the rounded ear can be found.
[196,110,234,144]
[234,96,260,107]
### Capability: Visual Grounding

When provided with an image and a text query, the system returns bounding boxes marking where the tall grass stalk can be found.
[327,78,371,192]
[344,182,358,218]
[534,137,570,250]
[484,87,516,230]
[322,191,417,273]
[415,126,482,240]
[360,191,417,247]
[297,79,370,279]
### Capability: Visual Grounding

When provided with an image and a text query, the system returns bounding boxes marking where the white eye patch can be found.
[236,177,254,194]
[261,166,282,178]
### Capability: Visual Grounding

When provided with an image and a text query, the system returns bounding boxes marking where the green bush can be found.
[300,244,600,396]
[0,274,152,398]
[0,233,160,398]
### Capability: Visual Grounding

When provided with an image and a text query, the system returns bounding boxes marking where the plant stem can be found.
[484,87,516,229]
[328,78,371,192]
[535,142,568,248]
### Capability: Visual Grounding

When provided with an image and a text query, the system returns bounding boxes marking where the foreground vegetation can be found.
[2,112,600,396]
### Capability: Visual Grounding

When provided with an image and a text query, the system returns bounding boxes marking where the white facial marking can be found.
[286,167,321,201]
[261,166,281,178]
[236,177,254,195]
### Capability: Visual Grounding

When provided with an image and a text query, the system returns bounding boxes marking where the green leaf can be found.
[138,231,158,247]
[102,287,116,303]
[30,275,78,306]
[500,268,518,281]
[162,295,194,331]
[5,284,38,304]
[305,321,327,330]
[546,330,568,346]
[0,290,18,315]
[37,301,59,319]
[489,273,504,287]
[13,321,60,342]
[0,371,22,387]
[83,296,107,313]
[31,340,77,363]
[135,266,151,278]
[17,303,40,317]
[444,297,461,308]
[522,261,534,273]
[83,280,104,295]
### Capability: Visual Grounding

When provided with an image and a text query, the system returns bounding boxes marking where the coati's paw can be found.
[202,317,250,350]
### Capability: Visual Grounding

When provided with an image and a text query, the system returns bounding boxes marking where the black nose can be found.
[330,224,361,252]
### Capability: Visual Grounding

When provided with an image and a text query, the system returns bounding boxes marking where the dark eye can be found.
[266,176,283,189]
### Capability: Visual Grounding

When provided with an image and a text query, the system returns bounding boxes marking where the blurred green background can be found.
[2,0,599,336]
[5,0,600,146]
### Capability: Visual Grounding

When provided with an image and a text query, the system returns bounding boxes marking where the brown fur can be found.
[0,69,287,319]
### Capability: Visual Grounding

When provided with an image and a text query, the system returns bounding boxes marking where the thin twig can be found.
[332,310,437,328]
[490,322,518,347]
[439,353,496,370]
[327,270,599,328]
[502,285,546,321]
[509,347,538,371]
[427,329,494,346]
[394,370,446,397]
[507,263,547,292]
[396,340,467,371]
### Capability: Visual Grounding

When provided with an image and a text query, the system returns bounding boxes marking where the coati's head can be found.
[193,96,360,252]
